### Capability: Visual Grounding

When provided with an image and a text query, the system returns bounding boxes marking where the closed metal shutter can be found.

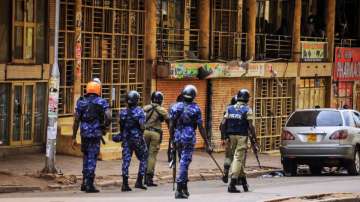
[156,79,207,149]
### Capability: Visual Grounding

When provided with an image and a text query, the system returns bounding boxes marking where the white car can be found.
[280,109,360,176]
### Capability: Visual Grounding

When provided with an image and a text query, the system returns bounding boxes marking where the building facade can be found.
[1,0,360,158]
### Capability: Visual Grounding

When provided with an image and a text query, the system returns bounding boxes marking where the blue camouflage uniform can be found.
[75,94,109,179]
[169,102,202,183]
[120,106,148,177]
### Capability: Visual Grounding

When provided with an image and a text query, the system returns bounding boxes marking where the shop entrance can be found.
[0,82,47,147]
[298,78,328,109]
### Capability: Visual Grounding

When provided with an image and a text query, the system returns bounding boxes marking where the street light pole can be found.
[43,0,60,174]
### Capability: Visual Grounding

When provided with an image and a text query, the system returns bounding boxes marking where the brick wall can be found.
[156,79,207,149]
[210,78,254,151]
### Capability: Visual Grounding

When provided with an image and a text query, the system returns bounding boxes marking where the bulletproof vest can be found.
[124,108,140,130]
[78,96,104,124]
[225,105,249,135]
[177,104,197,129]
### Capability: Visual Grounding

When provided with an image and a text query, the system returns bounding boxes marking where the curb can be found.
[44,168,281,191]
[0,186,41,193]
[90,168,281,189]
[264,193,360,202]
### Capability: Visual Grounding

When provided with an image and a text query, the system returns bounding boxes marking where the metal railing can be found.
[156,27,200,61]
[335,38,360,48]
[211,32,247,61]
[300,36,327,42]
[255,34,292,60]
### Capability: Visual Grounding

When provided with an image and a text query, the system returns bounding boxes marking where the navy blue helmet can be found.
[182,85,197,102]
[237,89,250,103]
[151,91,164,105]
[127,90,140,106]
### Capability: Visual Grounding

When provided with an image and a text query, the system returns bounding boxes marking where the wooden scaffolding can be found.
[58,0,146,135]
[254,78,295,152]
[211,0,246,60]
[156,0,200,61]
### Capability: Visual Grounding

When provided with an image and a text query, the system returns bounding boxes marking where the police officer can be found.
[220,95,237,183]
[223,89,255,193]
[169,85,212,199]
[120,90,148,192]
[72,81,111,193]
[167,94,183,163]
[143,91,169,186]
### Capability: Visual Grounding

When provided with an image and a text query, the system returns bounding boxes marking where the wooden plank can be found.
[299,62,333,77]
[0,64,5,80]
[6,65,42,79]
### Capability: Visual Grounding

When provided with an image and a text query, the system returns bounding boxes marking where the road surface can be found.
[1,175,360,202]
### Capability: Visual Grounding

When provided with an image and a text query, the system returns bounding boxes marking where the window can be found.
[352,112,360,128]
[34,83,47,143]
[0,84,11,146]
[287,110,343,127]
[342,111,355,127]
[12,0,36,62]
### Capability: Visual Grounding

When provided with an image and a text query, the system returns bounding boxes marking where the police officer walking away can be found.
[72,81,111,193]
[222,89,256,193]
[120,90,148,192]
[220,96,237,183]
[169,85,212,199]
[143,91,169,186]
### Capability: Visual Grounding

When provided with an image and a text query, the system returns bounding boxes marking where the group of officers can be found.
[72,79,256,199]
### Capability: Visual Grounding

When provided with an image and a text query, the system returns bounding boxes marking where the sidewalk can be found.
[0,150,281,192]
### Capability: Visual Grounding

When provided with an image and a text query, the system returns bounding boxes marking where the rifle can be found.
[207,151,225,177]
[169,141,176,191]
[248,130,261,169]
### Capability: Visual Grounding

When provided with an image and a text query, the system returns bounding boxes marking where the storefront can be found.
[333,47,360,109]
[0,0,50,155]
[0,82,48,148]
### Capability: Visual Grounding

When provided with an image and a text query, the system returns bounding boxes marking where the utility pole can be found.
[43,0,60,174]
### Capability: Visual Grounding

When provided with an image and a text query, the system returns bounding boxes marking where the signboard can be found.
[334,47,360,81]
[301,41,327,62]
[168,63,264,79]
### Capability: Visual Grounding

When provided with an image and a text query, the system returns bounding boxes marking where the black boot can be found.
[222,166,230,183]
[183,181,190,197]
[135,174,147,190]
[228,178,240,193]
[81,177,86,191]
[145,174,158,187]
[175,183,188,199]
[85,175,99,193]
[121,176,132,192]
[240,176,249,192]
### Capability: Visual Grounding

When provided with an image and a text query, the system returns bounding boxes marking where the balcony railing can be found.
[335,38,360,48]
[300,36,327,42]
[211,32,247,61]
[255,34,292,60]
[156,27,200,61]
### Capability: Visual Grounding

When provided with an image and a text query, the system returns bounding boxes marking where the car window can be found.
[286,111,343,127]
[343,111,355,127]
[352,112,360,128]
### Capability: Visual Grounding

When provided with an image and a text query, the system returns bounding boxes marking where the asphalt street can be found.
[1,175,360,202]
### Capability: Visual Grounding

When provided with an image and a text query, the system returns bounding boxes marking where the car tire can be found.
[347,148,360,176]
[283,159,297,177]
[309,165,322,176]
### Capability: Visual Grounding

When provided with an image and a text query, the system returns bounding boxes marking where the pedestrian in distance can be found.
[169,85,212,199]
[143,91,169,187]
[72,81,111,193]
[119,90,148,192]
[222,89,257,193]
